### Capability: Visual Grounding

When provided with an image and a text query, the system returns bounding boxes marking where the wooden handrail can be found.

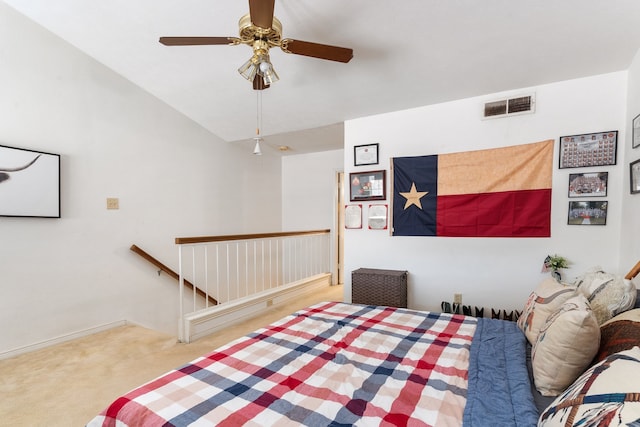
[625,260,640,280]
[175,229,330,245]
[130,244,218,305]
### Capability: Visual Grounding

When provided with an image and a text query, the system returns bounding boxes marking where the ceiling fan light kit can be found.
[159,0,353,90]
[238,57,258,82]
[236,39,280,87]
[258,60,279,85]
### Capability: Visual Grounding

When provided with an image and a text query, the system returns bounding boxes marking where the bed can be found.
[87,302,539,426]
[88,266,640,427]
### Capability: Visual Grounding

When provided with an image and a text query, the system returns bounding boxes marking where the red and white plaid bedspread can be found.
[88,302,477,426]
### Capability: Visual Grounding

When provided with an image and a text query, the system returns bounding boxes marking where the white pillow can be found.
[531,294,600,396]
[573,267,637,324]
[517,277,576,345]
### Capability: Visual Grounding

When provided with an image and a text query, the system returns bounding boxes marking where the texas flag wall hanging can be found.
[391,139,554,237]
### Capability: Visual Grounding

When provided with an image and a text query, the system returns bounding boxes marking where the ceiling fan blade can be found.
[248,0,275,29]
[253,74,270,90]
[281,39,353,63]
[159,37,235,46]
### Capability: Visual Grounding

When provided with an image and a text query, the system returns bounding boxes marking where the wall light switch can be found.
[106,197,119,210]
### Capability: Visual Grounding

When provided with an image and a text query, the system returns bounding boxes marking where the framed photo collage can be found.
[346,144,388,230]
[560,131,615,226]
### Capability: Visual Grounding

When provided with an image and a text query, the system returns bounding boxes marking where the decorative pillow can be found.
[531,295,600,396]
[592,308,640,364]
[573,267,637,325]
[539,346,640,426]
[517,277,576,345]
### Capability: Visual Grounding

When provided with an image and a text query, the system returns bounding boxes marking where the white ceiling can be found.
[4,0,640,155]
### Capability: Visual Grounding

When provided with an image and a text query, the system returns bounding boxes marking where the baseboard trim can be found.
[0,320,127,360]
[2,275,333,357]
[183,273,332,343]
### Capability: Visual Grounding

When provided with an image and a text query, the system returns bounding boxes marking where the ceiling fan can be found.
[159,0,354,90]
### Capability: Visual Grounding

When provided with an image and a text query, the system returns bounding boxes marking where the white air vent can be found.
[482,94,535,119]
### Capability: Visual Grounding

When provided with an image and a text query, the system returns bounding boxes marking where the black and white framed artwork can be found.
[0,144,60,218]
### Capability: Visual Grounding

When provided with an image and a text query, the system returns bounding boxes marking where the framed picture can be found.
[344,204,362,229]
[558,131,617,169]
[568,201,607,226]
[633,114,640,149]
[568,172,608,197]
[368,204,388,230]
[354,143,379,166]
[631,159,640,194]
[0,144,60,218]
[349,170,386,202]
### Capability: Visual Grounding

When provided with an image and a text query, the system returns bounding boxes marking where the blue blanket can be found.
[463,317,539,426]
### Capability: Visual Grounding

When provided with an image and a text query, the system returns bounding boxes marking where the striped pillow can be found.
[517,277,576,345]
[593,308,640,365]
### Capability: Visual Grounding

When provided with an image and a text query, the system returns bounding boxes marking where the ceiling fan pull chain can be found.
[256,90,263,136]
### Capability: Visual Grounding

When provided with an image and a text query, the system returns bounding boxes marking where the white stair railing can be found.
[175,229,331,341]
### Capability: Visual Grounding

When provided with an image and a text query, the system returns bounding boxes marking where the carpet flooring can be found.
[0,285,344,426]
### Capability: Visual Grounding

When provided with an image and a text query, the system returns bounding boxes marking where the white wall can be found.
[620,49,640,274]
[281,150,343,231]
[344,72,628,312]
[0,3,282,354]
[281,149,344,284]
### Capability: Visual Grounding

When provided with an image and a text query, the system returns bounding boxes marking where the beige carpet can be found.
[0,285,343,426]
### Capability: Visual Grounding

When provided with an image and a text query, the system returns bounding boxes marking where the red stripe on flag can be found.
[436,189,551,237]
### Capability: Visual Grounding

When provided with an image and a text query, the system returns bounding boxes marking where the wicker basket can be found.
[351,268,408,308]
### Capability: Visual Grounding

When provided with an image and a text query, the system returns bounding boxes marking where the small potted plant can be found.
[543,254,569,281]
